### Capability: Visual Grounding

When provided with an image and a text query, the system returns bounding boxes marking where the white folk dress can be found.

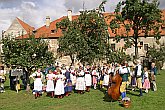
[75,70,85,90]
[54,74,65,95]
[70,70,76,86]
[103,73,109,86]
[85,71,92,87]
[46,73,56,92]
[32,71,43,93]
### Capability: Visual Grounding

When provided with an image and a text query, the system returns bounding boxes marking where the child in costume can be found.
[46,70,56,98]
[30,68,43,99]
[54,70,65,99]
[143,67,150,93]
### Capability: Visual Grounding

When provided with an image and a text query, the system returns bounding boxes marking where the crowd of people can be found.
[25,59,158,100]
[0,59,158,101]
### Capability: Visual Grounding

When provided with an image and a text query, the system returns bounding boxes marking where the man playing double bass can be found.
[119,61,129,99]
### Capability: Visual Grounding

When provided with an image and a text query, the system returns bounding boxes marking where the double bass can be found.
[107,69,122,100]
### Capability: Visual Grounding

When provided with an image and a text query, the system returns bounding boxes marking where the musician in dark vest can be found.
[119,61,129,99]
[135,59,143,96]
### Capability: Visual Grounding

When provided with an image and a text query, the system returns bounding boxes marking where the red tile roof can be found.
[16,10,165,39]
[16,17,35,33]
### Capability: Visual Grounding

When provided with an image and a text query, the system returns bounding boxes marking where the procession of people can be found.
[0,60,158,101]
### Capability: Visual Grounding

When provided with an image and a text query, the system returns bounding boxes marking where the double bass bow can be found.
[107,69,122,100]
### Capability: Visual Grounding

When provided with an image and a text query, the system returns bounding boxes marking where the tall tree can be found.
[2,35,54,83]
[147,42,165,70]
[57,1,109,64]
[110,0,164,58]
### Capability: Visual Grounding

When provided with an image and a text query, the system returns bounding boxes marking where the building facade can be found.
[3,10,165,66]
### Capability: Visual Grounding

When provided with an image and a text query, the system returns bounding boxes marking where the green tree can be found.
[57,1,109,65]
[147,43,165,70]
[2,35,54,84]
[107,48,131,64]
[110,0,164,58]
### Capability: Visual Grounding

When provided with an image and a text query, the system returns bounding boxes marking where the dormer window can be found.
[51,30,55,33]
[33,30,37,34]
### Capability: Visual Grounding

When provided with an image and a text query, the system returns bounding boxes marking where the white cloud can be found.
[0,0,165,38]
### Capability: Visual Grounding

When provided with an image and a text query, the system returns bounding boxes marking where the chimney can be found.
[46,16,50,27]
[67,10,72,21]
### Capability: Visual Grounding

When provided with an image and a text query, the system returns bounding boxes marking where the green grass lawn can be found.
[0,70,165,110]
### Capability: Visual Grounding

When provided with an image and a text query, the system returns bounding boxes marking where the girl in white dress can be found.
[70,66,76,88]
[54,70,65,99]
[30,68,43,99]
[103,68,109,89]
[84,66,92,92]
[46,70,56,98]
[75,67,86,94]
[92,67,99,89]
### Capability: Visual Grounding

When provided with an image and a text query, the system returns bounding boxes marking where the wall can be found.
[109,36,165,57]
[4,19,27,39]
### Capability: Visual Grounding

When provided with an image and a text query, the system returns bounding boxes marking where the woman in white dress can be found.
[70,66,76,89]
[54,70,65,99]
[30,68,43,99]
[103,68,110,90]
[46,70,56,98]
[84,66,92,92]
[75,67,85,94]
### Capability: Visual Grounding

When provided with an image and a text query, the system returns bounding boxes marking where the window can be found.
[144,44,149,51]
[140,41,143,46]
[111,44,115,51]
[51,30,55,33]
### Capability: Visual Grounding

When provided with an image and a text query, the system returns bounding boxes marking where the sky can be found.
[0,0,165,35]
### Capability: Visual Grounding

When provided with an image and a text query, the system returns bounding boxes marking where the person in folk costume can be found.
[54,70,65,99]
[30,68,43,99]
[75,66,86,94]
[15,75,21,93]
[150,62,157,91]
[99,69,104,89]
[143,67,150,93]
[64,66,73,96]
[130,65,136,91]
[103,67,110,90]
[119,61,129,99]
[0,66,6,93]
[70,66,77,90]
[124,62,131,88]
[92,66,99,89]
[84,65,92,92]
[61,66,66,75]
[134,59,143,96]
[107,64,114,87]
[53,66,60,75]
[46,70,56,98]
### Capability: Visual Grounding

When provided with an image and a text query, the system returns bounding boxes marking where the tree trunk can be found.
[70,55,74,66]
[134,29,139,59]
[26,68,32,89]
[135,37,138,59]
